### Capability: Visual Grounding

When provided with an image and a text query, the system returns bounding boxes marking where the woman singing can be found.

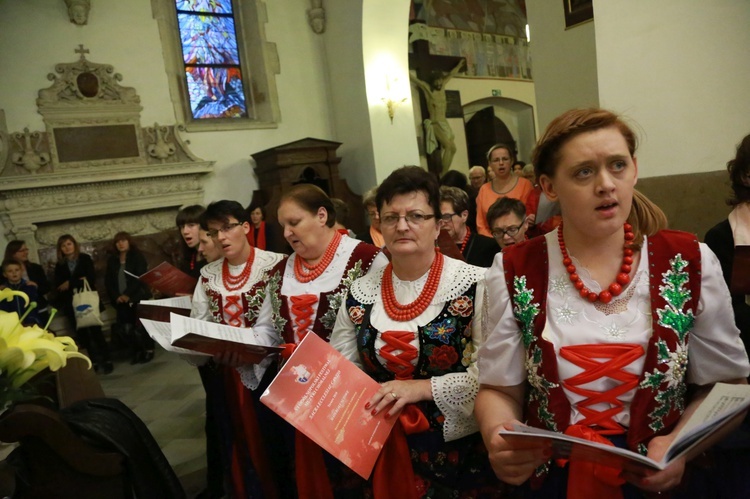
[475,108,750,498]
[331,166,501,497]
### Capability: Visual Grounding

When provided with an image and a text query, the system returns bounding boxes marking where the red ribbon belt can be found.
[557,343,645,499]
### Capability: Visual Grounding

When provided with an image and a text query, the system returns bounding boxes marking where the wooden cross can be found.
[75,44,90,59]
[408,26,464,176]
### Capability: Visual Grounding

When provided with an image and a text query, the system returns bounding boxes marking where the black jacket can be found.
[104,251,152,304]
[705,219,750,356]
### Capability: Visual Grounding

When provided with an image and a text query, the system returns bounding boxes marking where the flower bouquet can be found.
[0,288,91,411]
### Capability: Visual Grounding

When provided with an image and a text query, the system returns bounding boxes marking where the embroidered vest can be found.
[502,230,701,458]
[268,241,381,344]
[201,269,271,327]
[347,284,478,429]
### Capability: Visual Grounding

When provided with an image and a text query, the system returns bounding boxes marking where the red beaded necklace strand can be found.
[382,249,444,321]
[459,227,471,254]
[222,246,256,291]
[558,222,634,304]
[294,230,343,283]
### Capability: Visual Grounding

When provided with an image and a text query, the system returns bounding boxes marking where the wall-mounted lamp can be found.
[381,75,407,124]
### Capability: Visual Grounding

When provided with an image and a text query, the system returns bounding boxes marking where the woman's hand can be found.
[366,379,432,417]
[213,350,243,367]
[622,434,685,493]
[57,281,70,292]
[117,294,130,304]
[485,421,551,485]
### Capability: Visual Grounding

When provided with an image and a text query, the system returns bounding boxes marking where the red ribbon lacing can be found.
[557,343,645,499]
[371,330,429,498]
[379,331,418,380]
[290,294,318,343]
[224,295,243,327]
[284,293,334,498]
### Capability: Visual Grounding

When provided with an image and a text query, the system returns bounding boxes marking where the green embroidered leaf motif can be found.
[640,370,665,389]
[512,276,540,349]
[657,308,695,342]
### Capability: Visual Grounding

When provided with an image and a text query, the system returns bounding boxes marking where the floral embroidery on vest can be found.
[639,254,693,432]
[244,283,266,324]
[511,276,559,431]
[266,271,286,340]
[201,276,223,323]
[320,260,365,331]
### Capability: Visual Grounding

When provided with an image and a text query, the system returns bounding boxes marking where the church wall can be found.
[594,0,750,180]
[525,0,599,133]
[0,0,334,251]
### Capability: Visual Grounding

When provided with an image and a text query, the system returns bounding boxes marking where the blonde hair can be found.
[628,190,668,248]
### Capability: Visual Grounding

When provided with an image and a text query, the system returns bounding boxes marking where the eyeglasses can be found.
[439,212,457,223]
[492,220,526,239]
[207,222,243,238]
[380,212,436,228]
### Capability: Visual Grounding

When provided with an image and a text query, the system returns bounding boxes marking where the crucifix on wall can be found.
[408,36,465,176]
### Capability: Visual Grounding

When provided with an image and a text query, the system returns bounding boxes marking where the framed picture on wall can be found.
[563,0,593,29]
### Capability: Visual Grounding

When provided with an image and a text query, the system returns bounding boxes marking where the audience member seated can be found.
[53,234,113,375]
[360,187,385,247]
[476,143,534,236]
[4,239,51,322]
[439,186,498,267]
[0,258,42,326]
[705,132,750,357]
[486,197,529,249]
[104,231,154,365]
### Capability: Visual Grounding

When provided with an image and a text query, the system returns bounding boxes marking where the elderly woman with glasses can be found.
[486,197,529,249]
[330,166,502,497]
[234,185,387,497]
[439,186,498,267]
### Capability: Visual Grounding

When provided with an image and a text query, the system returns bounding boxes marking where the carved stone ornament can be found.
[0,46,214,261]
[65,0,91,25]
[308,0,326,34]
[11,128,50,174]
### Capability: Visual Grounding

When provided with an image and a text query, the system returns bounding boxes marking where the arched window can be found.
[153,0,280,131]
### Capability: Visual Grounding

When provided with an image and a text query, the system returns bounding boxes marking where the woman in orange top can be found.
[476,143,534,236]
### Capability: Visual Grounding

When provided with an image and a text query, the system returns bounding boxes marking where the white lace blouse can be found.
[330,255,488,442]
[479,229,750,427]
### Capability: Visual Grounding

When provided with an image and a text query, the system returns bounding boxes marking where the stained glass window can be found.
[175,0,250,119]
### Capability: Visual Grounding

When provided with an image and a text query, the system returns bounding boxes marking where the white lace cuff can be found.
[431,371,479,442]
[237,356,274,391]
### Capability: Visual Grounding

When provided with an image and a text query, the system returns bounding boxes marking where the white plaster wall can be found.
[362,0,421,184]
[0,0,333,209]
[525,0,599,132]
[322,0,376,195]
[594,0,750,178]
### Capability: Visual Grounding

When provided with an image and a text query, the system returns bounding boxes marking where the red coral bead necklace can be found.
[222,246,256,291]
[382,248,444,321]
[558,221,634,304]
[459,227,471,254]
[294,230,342,283]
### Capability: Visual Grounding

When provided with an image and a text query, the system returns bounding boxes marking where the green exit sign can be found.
[492,89,502,97]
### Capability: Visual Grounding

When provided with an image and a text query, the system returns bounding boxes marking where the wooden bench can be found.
[0,357,126,498]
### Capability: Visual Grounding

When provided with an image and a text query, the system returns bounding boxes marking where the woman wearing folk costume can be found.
[191,200,285,499]
[239,184,387,498]
[475,108,750,498]
[330,166,501,498]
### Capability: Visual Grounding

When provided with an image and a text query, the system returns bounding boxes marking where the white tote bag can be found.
[72,277,103,328]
